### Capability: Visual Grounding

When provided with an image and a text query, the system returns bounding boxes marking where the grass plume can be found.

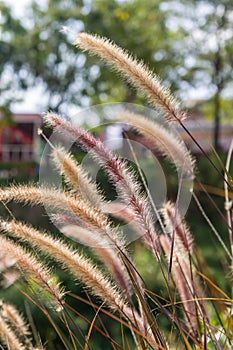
[75,32,186,123]
[117,110,194,173]
[52,146,104,208]
[45,112,159,254]
[0,184,109,231]
[0,235,64,308]
[0,313,25,350]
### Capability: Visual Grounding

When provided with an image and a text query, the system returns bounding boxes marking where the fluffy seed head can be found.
[0,314,25,350]
[117,110,195,174]
[0,236,64,306]
[75,32,186,123]
[162,201,193,254]
[0,184,108,231]
[52,146,104,208]
[0,220,127,313]
[45,112,159,254]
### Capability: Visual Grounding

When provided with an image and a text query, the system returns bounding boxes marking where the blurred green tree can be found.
[166,0,233,149]
[0,0,177,113]
[0,4,26,120]
[1,0,232,147]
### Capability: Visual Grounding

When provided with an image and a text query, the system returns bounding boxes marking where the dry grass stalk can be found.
[0,220,156,346]
[1,218,131,297]
[159,234,197,335]
[162,201,193,254]
[0,181,126,254]
[0,184,108,231]
[160,214,208,339]
[1,30,229,349]
[1,302,30,337]
[0,300,43,350]
[52,146,104,208]
[0,183,135,296]
[0,313,25,350]
[45,112,159,254]
[52,147,131,287]
[0,301,37,350]
[52,146,128,248]
[61,224,132,296]
[75,32,186,123]
[117,110,194,173]
[0,235,64,307]
[0,222,130,317]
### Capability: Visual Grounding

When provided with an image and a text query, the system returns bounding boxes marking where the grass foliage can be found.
[0,32,232,349]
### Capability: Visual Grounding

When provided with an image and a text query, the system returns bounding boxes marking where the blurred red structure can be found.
[0,113,42,162]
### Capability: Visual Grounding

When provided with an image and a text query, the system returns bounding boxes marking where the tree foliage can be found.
[0,0,175,113]
[1,0,233,147]
[164,0,233,148]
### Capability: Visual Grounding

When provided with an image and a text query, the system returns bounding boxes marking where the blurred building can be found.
[0,113,42,162]
[177,116,233,154]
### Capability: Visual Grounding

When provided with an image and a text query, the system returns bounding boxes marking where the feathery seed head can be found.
[0,220,128,313]
[0,236,64,307]
[117,110,195,174]
[52,146,104,208]
[0,184,108,231]
[162,201,193,254]
[75,33,187,123]
[44,112,159,253]
[0,314,25,350]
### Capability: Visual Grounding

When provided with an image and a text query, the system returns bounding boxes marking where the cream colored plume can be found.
[0,185,108,231]
[0,236,64,307]
[61,224,132,296]
[117,110,194,174]
[52,146,104,208]
[75,32,186,123]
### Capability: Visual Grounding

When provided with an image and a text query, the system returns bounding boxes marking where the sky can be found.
[3,0,47,18]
